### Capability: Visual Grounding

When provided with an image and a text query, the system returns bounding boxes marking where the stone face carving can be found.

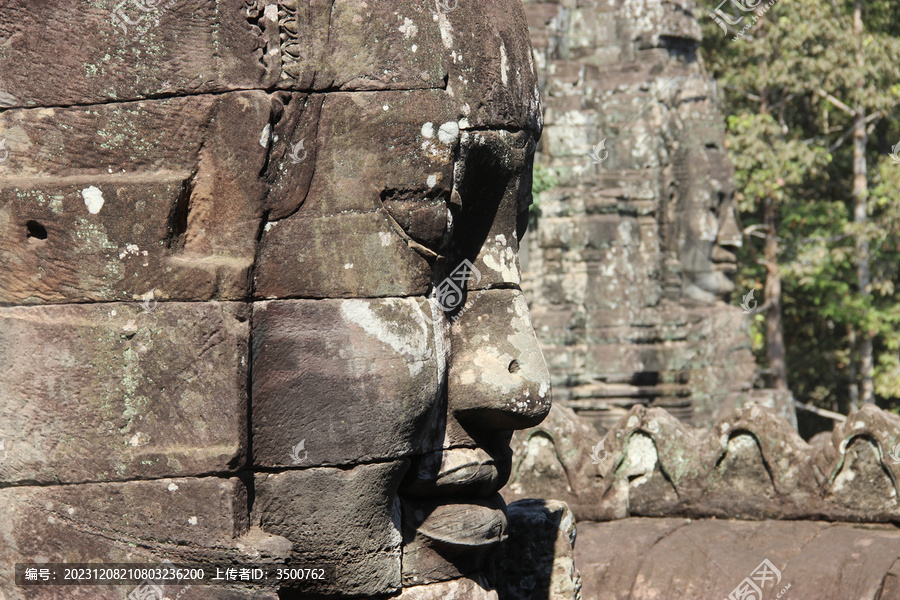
[0,2,548,598]
[519,0,770,429]
[505,403,900,523]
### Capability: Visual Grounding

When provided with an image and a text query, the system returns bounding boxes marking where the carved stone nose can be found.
[447,289,552,430]
[717,204,742,249]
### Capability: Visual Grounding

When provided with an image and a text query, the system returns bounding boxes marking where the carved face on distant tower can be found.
[671,121,742,304]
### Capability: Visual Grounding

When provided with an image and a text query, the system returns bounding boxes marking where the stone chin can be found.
[683,270,736,304]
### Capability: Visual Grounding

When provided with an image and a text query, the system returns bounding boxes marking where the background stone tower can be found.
[518,0,792,431]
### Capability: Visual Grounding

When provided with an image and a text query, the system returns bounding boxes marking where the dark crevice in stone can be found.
[165,172,193,251]
[0,85,448,114]
[25,220,47,240]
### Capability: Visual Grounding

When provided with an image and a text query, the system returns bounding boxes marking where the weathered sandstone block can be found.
[0,302,248,484]
[0,92,270,303]
[0,477,287,600]
[254,462,407,596]
[252,298,440,467]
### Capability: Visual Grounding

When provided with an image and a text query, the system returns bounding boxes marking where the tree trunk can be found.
[853,0,874,404]
[848,324,859,412]
[763,195,787,390]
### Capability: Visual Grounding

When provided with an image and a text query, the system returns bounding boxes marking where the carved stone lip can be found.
[399,447,508,498]
[714,260,737,274]
[402,494,508,548]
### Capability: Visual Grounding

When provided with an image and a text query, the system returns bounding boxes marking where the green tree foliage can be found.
[700,0,900,426]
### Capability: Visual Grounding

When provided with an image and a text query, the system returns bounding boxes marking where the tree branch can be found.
[793,399,847,422]
[815,88,854,115]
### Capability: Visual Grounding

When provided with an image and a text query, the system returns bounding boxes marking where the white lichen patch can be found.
[259,123,271,148]
[481,235,520,283]
[340,299,433,376]
[499,42,508,85]
[379,231,393,247]
[434,9,454,49]
[421,122,435,138]
[128,432,150,447]
[427,174,438,187]
[832,465,856,492]
[621,433,658,487]
[399,17,418,38]
[118,244,141,260]
[81,186,104,214]
[438,121,459,144]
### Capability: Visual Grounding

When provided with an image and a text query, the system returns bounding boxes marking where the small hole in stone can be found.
[508,360,520,374]
[26,220,48,240]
